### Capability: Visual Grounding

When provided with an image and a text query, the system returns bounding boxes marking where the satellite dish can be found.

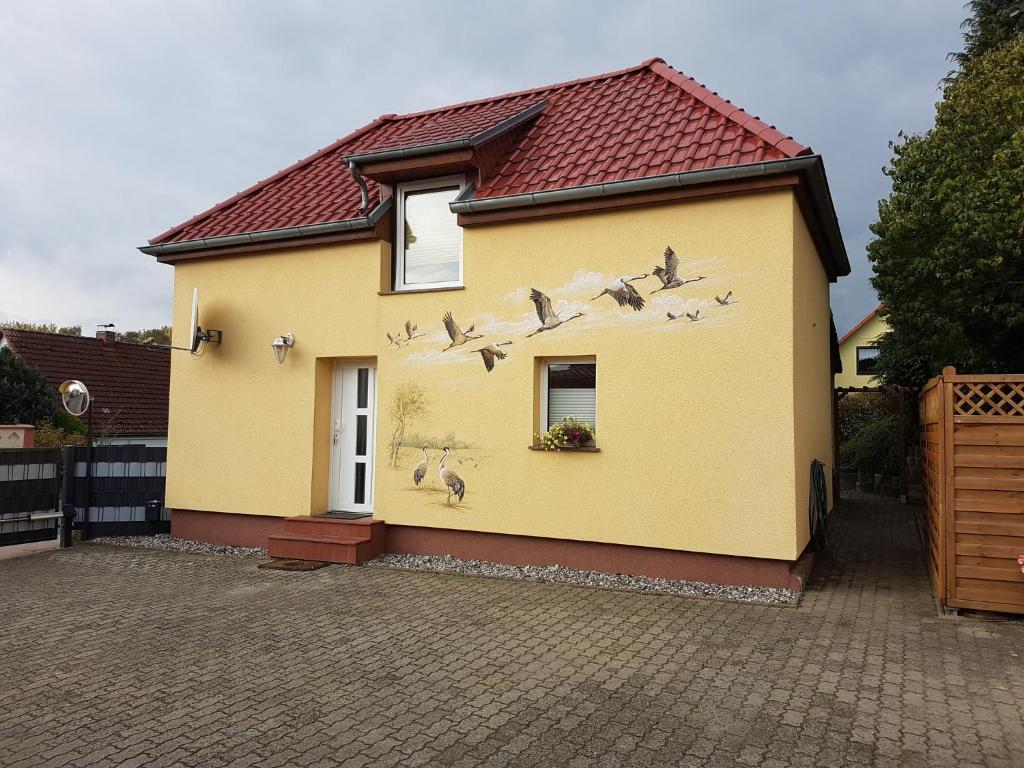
[59,380,90,417]
[172,287,222,355]
[189,287,202,354]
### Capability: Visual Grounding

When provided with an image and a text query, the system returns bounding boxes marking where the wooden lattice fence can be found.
[919,367,1024,614]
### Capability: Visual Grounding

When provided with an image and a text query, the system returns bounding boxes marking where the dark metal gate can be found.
[63,445,169,539]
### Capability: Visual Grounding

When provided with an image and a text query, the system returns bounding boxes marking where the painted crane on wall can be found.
[439,447,465,505]
[525,289,584,337]
[650,246,705,293]
[473,341,513,372]
[413,447,429,486]
[441,312,483,351]
[591,274,647,311]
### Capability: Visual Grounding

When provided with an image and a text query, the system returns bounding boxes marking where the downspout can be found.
[347,159,370,212]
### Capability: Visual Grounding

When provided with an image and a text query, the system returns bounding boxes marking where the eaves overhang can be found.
[138,196,393,259]
[451,155,851,281]
[340,100,547,167]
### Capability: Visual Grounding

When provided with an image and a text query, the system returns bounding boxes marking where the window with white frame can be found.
[394,176,464,291]
[540,359,597,431]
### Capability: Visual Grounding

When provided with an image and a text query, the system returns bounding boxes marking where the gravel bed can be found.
[367,553,799,605]
[88,534,267,559]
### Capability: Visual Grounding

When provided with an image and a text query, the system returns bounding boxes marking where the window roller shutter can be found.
[548,388,596,429]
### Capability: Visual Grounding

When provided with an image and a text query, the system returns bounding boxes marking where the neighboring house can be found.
[834,304,888,389]
[0,328,170,446]
[142,57,849,588]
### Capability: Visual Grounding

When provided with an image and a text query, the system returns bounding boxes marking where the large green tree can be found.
[950,0,1024,69]
[0,347,56,425]
[867,29,1024,385]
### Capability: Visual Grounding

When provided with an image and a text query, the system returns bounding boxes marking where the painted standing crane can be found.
[413,447,429,487]
[525,289,584,337]
[439,447,465,505]
[591,274,648,311]
[650,246,706,293]
[441,311,482,351]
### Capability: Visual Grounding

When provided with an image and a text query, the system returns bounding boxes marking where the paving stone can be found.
[1,493,1022,767]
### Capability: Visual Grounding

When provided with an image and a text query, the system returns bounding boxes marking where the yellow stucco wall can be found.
[834,312,888,388]
[791,198,835,551]
[167,188,832,561]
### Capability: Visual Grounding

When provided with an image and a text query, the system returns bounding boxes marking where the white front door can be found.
[329,362,377,515]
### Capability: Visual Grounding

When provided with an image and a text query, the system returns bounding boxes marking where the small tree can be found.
[34,421,88,448]
[118,326,172,346]
[388,383,428,467]
[0,348,56,425]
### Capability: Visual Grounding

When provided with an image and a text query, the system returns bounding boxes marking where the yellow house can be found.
[834,305,888,389]
[142,58,849,589]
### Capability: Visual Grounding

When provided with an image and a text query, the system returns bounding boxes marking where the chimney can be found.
[96,325,116,343]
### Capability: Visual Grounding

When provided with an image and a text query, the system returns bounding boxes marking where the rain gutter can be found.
[450,155,850,278]
[138,197,393,257]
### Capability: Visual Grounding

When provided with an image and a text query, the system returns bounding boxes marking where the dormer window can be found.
[394,176,465,291]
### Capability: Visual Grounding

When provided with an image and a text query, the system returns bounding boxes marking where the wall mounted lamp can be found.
[271,333,295,364]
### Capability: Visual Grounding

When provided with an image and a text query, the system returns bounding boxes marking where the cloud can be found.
[0,0,966,336]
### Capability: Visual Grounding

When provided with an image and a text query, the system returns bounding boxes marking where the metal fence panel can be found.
[64,446,168,538]
[0,448,62,545]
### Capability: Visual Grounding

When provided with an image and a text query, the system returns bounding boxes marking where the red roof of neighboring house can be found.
[150,57,811,246]
[839,304,885,346]
[0,329,170,436]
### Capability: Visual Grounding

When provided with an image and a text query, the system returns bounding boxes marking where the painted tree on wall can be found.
[867,3,1024,385]
[389,382,428,467]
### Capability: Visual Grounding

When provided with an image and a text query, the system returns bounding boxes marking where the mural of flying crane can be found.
[386,320,425,348]
[390,244,737,371]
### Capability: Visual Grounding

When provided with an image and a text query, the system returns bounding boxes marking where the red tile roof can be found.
[0,329,170,436]
[839,304,885,346]
[150,57,811,246]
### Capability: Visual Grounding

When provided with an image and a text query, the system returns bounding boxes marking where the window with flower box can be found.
[534,358,597,450]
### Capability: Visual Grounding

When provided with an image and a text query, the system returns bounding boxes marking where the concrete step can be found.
[267,533,377,564]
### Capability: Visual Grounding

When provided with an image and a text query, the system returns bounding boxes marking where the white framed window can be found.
[394,175,465,291]
[540,358,597,431]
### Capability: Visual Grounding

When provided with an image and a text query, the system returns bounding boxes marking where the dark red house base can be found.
[171,509,813,591]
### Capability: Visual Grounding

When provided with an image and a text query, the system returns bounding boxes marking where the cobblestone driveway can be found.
[2,495,1022,768]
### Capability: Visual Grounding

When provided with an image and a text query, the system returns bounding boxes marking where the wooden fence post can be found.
[941,366,957,604]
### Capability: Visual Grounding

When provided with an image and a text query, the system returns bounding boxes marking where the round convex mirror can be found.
[59,379,90,416]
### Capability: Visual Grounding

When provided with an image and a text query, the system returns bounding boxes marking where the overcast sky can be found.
[0,1,967,336]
